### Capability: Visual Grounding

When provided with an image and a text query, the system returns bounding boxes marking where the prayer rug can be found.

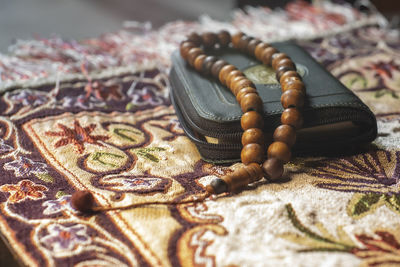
[0,1,399,266]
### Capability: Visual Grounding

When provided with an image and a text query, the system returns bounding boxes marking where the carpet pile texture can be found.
[0,1,399,266]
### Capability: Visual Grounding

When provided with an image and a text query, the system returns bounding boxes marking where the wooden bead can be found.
[275,58,296,71]
[187,32,202,46]
[242,128,264,146]
[281,75,302,85]
[247,39,262,56]
[219,65,237,85]
[255,43,270,61]
[232,78,255,95]
[211,60,227,78]
[279,70,301,84]
[245,163,264,183]
[273,124,296,147]
[241,143,264,165]
[228,76,246,93]
[267,141,291,163]
[222,168,249,192]
[232,32,245,48]
[206,178,228,194]
[221,163,264,191]
[187,47,204,66]
[71,191,95,213]
[281,80,305,94]
[271,53,288,69]
[218,30,231,47]
[194,54,207,72]
[276,65,295,81]
[236,87,258,103]
[262,158,284,181]
[241,111,264,130]
[180,41,196,60]
[202,56,217,76]
[226,70,244,89]
[237,35,252,52]
[281,108,303,129]
[240,93,263,113]
[202,32,218,49]
[261,47,278,65]
[281,89,305,109]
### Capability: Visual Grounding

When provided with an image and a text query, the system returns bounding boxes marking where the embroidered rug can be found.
[0,1,399,266]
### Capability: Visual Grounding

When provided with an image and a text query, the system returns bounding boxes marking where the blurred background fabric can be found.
[0,0,231,51]
[0,0,398,52]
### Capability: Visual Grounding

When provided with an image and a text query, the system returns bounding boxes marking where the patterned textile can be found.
[0,1,399,266]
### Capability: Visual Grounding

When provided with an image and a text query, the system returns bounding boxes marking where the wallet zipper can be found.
[172,76,374,141]
[171,88,377,163]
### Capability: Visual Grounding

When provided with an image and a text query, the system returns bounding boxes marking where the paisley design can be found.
[0,2,398,267]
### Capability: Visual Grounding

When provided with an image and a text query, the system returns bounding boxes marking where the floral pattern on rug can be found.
[0,1,398,267]
[299,150,400,219]
[300,26,400,114]
[281,204,400,267]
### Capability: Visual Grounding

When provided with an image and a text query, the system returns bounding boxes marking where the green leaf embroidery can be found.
[384,194,400,213]
[55,190,67,198]
[133,147,166,163]
[348,76,367,88]
[35,173,54,183]
[349,193,382,217]
[299,247,352,253]
[374,89,398,99]
[375,90,386,98]
[92,152,124,167]
[286,204,338,245]
[125,102,135,111]
[113,128,142,143]
[283,204,355,252]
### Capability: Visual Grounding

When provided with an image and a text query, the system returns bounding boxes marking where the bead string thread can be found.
[71,190,212,213]
[180,31,305,194]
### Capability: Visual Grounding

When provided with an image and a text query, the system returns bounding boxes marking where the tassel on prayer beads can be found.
[206,163,264,194]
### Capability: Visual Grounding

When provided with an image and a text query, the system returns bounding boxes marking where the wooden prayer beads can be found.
[281,89,305,109]
[206,163,264,193]
[242,128,265,147]
[273,125,296,147]
[241,111,264,130]
[179,31,306,194]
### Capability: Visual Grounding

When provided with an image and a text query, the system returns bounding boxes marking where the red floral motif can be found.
[45,120,109,154]
[84,81,122,101]
[0,180,47,203]
[286,0,346,28]
[351,231,400,266]
[365,60,400,79]
[285,204,400,266]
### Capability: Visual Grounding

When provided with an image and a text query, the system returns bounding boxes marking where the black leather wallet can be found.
[169,42,377,163]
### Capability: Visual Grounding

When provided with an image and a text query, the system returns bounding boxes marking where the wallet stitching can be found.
[191,99,369,121]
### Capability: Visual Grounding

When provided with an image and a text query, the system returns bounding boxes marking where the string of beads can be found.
[70,30,306,214]
[180,31,306,194]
